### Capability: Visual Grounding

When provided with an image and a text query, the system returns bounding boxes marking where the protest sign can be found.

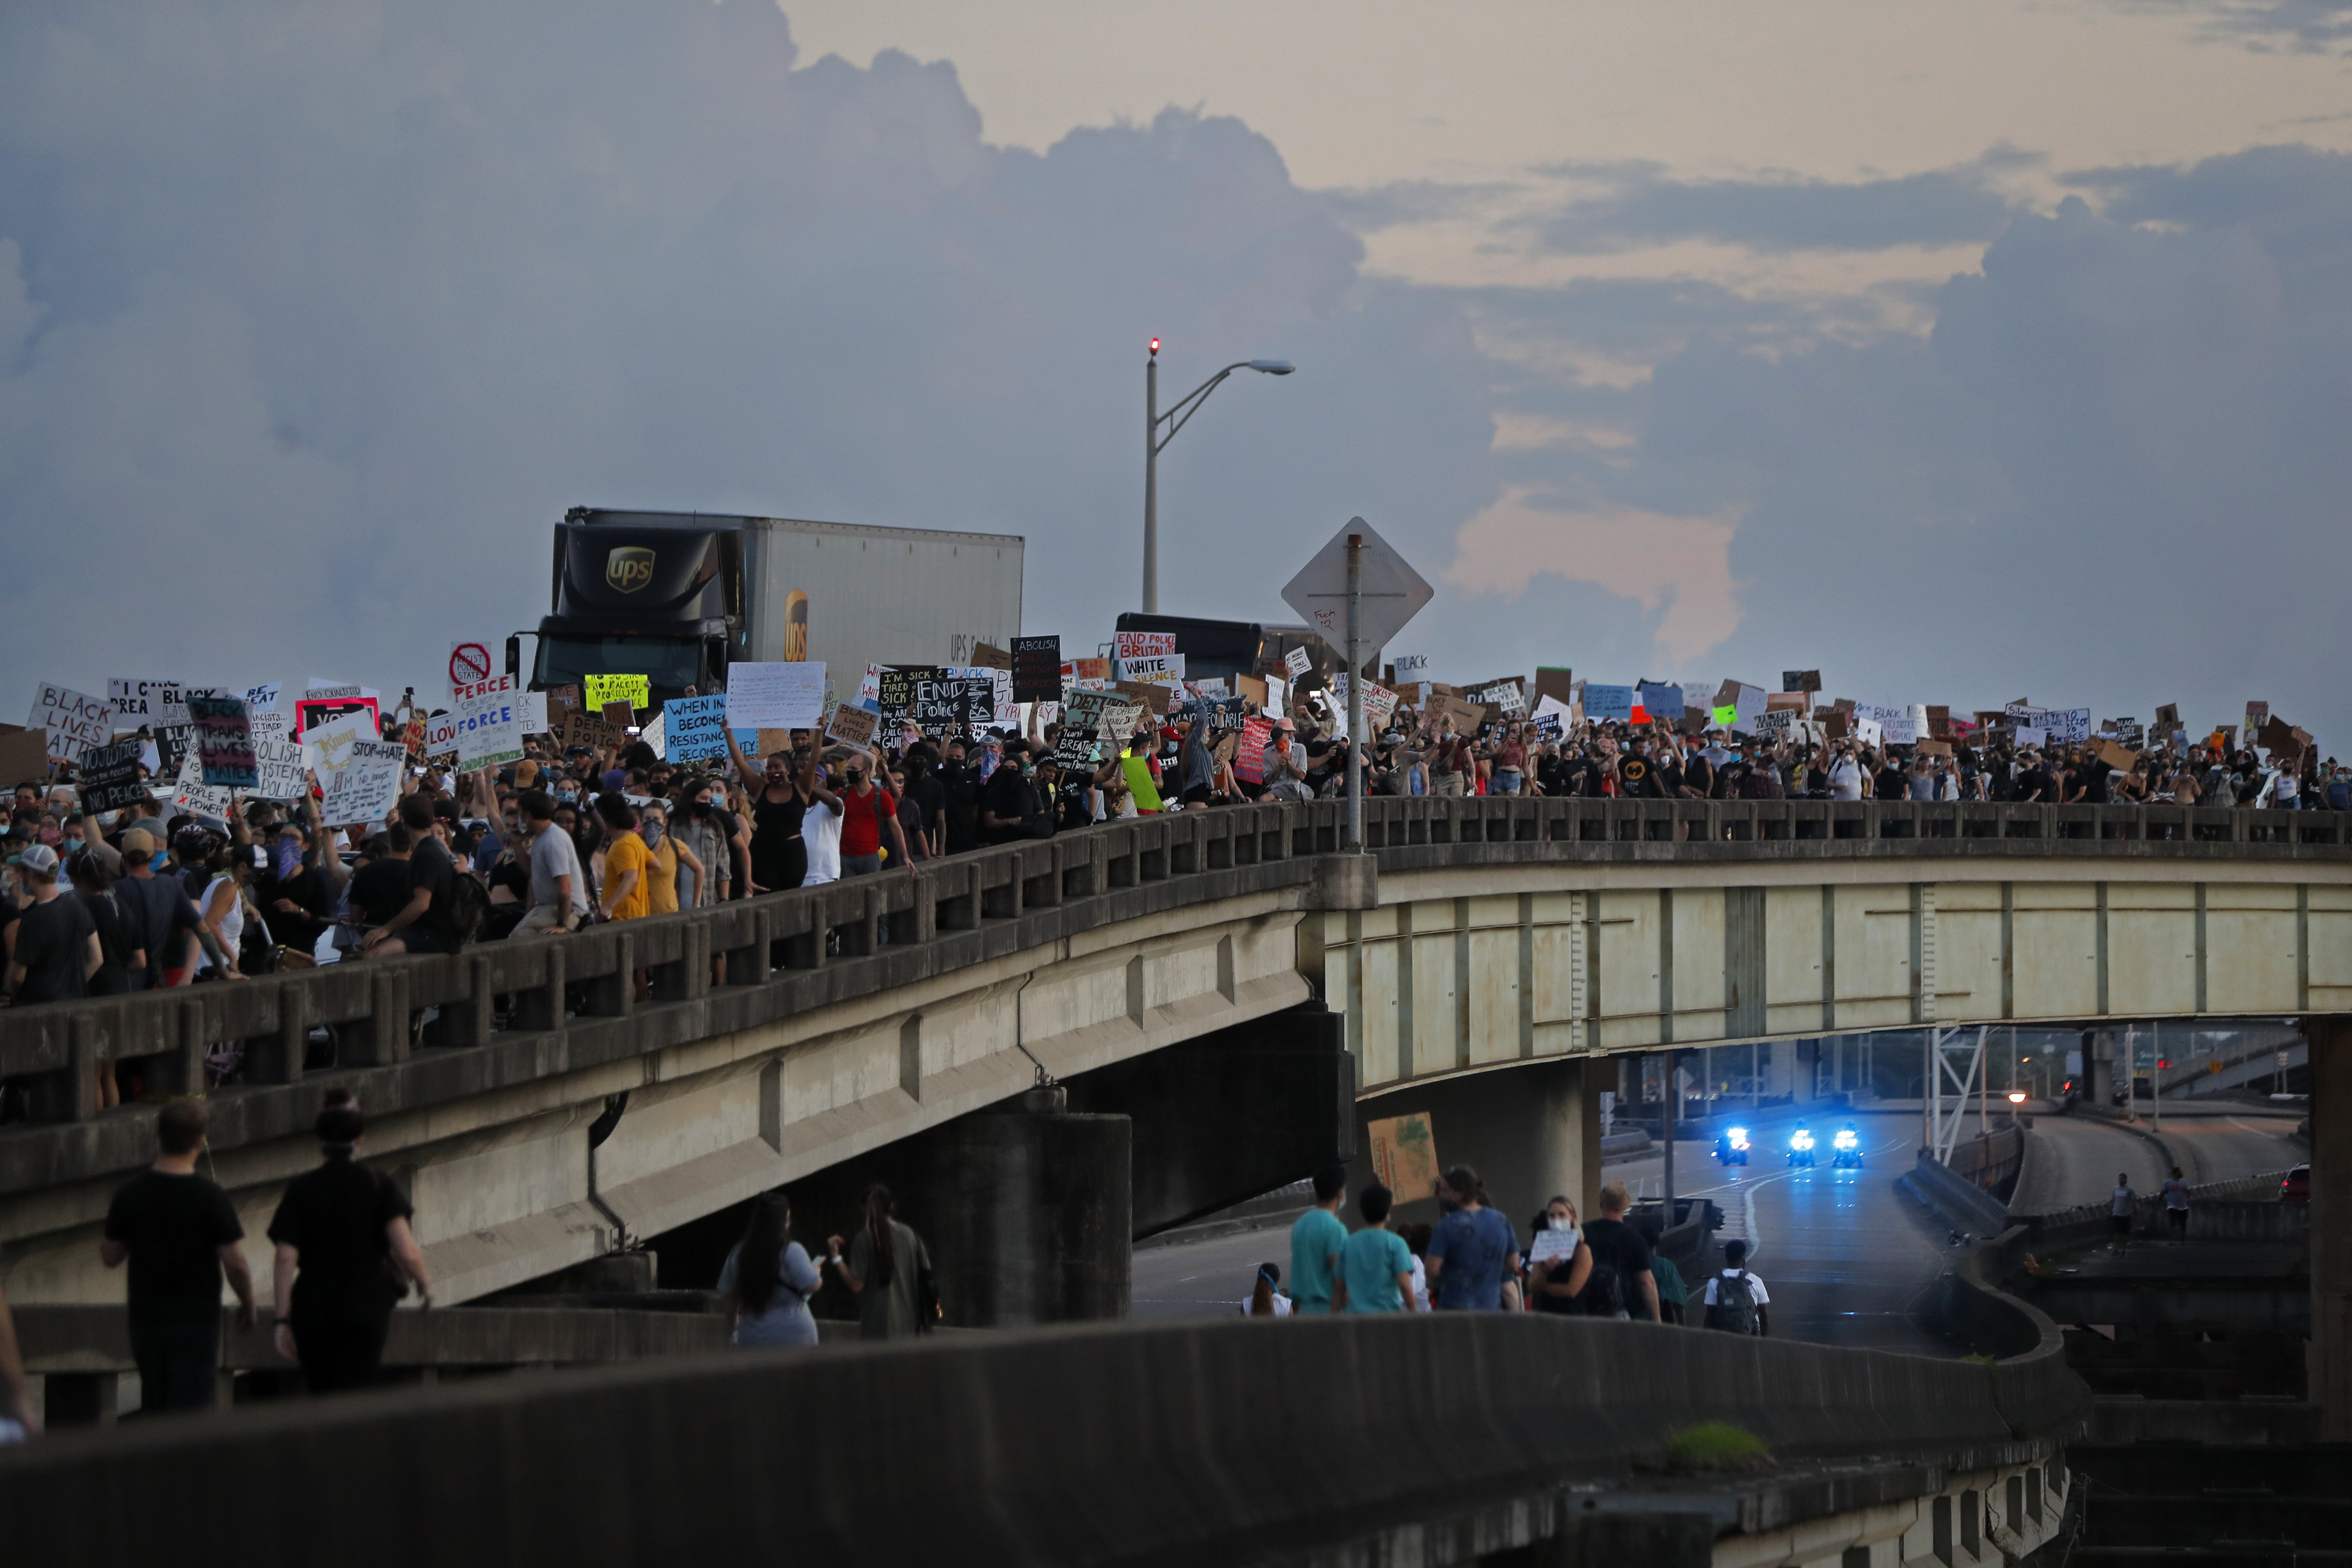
[1583,685,1634,723]
[518,692,548,734]
[76,740,147,814]
[1782,670,1821,694]
[1113,680,1171,718]
[250,711,306,800]
[169,753,234,821]
[1766,692,1808,713]
[294,694,378,739]
[2154,703,2180,733]
[726,662,826,729]
[453,675,524,769]
[2244,701,2269,740]
[242,682,281,714]
[1532,667,1575,708]
[150,723,193,781]
[968,642,1014,672]
[562,709,619,753]
[639,709,666,758]
[1011,635,1062,704]
[825,704,879,749]
[596,700,632,730]
[1231,716,1274,783]
[1284,646,1313,680]
[318,739,405,830]
[33,684,111,762]
[1753,708,1796,740]
[2096,740,2139,771]
[423,710,459,757]
[1366,1112,1438,1199]
[1117,652,1185,685]
[1916,738,1953,758]
[301,709,380,778]
[585,674,650,712]
[108,679,209,729]
[1115,631,1177,662]
[875,667,937,725]
[188,695,259,787]
[447,640,496,696]
[662,695,732,763]
[1637,683,1684,724]
[2015,726,2048,749]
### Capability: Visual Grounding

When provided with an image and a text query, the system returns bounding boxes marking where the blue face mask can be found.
[150,851,170,873]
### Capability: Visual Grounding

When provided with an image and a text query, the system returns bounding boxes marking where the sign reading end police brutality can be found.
[452,675,524,768]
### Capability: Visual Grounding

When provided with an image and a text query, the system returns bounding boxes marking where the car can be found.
[2282,1166,2310,1203]
[1831,1125,1863,1168]
[1715,1126,1751,1167]
[1787,1127,1817,1168]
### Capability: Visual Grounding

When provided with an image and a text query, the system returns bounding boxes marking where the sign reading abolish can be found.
[1011,635,1062,704]
[584,674,650,712]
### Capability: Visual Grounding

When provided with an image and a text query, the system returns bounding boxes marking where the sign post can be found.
[1281,517,1433,849]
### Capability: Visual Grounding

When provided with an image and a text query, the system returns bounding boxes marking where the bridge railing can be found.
[0,796,2336,1161]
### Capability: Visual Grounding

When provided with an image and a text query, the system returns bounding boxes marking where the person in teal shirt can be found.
[1288,1164,1350,1313]
[1341,1183,1419,1313]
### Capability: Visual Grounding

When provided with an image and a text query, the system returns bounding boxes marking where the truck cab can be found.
[530,509,744,704]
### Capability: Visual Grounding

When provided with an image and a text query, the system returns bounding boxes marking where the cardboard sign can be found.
[2095,740,2139,771]
[825,704,879,749]
[1916,738,1953,758]
[76,740,148,814]
[1113,680,1171,718]
[1637,683,1684,724]
[1011,635,1063,704]
[1117,652,1185,686]
[584,674,650,712]
[188,695,259,787]
[2154,703,2181,733]
[1284,646,1313,680]
[562,709,620,753]
[32,684,111,762]
[598,700,634,729]
[1366,1112,1439,1200]
[1782,670,1821,694]
[969,642,1015,672]
[1532,667,1576,708]
[726,662,826,730]
[663,695,732,763]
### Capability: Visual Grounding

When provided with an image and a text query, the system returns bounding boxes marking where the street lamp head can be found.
[1150,338,1160,357]
[1247,359,1295,375]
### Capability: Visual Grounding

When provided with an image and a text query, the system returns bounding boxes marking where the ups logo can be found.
[605,546,656,594]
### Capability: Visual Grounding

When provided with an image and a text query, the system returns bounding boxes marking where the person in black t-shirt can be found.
[980,744,1042,846]
[348,830,413,928]
[1572,1182,1661,1321]
[101,1101,255,1412]
[269,1091,432,1395]
[937,741,982,855]
[6,844,98,1004]
[361,796,463,957]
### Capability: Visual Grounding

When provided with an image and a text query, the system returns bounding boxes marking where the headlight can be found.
[1726,1127,1749,1149]
[1789,1131,1814,1150]
[1834,1130,1858,1149]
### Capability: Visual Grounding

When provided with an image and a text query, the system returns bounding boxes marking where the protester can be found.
[358,796,463,957]
[1633,1213,1689,1325]
[2109,1173,2137,1254]
[268,1090,433,1394]
[1526,1195,1588,1316]
[1425,1165,1519,1312]
[2161,1165,2192,1244]
[1701,1239,1769,1335]
[1240,1262,1292,1318]
[717,1193,822,1348]
[512,790,588,935]
[1339,1183,1419,1314]
[1574,1182,1661,1322]
[101,1101,256,1412]
[1285,1163,1351,1315]
[594,793,652,922]
[825,1184,932,1339]
[6,844,98,1006]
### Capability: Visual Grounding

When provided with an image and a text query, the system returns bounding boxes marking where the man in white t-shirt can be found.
[2161,1165,2192,1244]
[513,791,591,936]
[2109,1174,2137,1253]
[1701,1239,1770,1335]
[801,758,845,887]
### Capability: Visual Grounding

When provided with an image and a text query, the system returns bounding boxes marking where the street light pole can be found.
[1142,341,1294,614]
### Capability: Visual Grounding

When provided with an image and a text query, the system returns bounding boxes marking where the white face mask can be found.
[1549,1215,1575,1231]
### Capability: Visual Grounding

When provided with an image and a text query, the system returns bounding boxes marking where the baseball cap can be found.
[14,842,58,875]
[120,827,156,857]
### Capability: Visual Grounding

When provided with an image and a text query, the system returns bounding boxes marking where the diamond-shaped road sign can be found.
[1279,517,1434,653]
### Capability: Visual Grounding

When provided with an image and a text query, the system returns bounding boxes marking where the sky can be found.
[3,0,2350,738]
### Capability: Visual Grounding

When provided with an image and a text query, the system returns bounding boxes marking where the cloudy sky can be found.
[3,0,2349,737]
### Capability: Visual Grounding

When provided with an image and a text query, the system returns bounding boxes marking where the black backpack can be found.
[443,870,491,945]
[1712,1271,1761,1335]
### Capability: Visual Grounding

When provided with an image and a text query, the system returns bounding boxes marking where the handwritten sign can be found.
[825,704,878,749]
[109,679,216,729]
[585,673,650,712]
[77,740,148,814]
[32,685,112,762]
[726,662,826,730]
[451,675,524,768]
[318,738,405,829]
[188,695,259,787]
[562,709,619,753]
[1583,685,1634,723]
[1284,646,1313,680]
[1114,631,1176,662]
[169,753,233,821]
[1012,635,1063,704]
[1366,1112,1439,1199]
[662,695,732,763]
[248,711,307,800]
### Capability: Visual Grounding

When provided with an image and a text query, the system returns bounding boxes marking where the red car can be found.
[2282,1166,2310,1203]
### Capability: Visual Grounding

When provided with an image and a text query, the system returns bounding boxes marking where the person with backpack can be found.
[1701,1239,1770,1335]
[717,1193,821,1348]
[1572,1181,1660,1322]
[1425,1165,1519,1311]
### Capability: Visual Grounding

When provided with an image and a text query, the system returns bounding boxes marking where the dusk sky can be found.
[3,0,2348,735]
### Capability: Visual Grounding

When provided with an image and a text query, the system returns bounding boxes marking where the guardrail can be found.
[0,797,2338,1179]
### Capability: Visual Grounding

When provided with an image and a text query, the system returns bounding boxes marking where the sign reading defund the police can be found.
[453,675,524,769]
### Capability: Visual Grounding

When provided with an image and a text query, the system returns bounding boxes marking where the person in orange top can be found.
[596,795,653,922]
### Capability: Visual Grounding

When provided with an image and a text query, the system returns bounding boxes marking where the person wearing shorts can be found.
[2161,1166,2191,1243]
[2109,1174,2137,1253]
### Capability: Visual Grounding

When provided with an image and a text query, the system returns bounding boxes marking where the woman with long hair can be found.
[1240,1262,1291,1318]
[716,1193,821,1348]
[826,1184,934,1339]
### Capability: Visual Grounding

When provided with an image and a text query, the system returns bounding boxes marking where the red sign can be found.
[449,642,493,688]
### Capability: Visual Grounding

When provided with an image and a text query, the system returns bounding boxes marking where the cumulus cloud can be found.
[2110,0,2352,50]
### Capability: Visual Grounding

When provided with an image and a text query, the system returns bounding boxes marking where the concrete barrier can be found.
[1905,1152,2012,1238]
[0,1311,2087,1568]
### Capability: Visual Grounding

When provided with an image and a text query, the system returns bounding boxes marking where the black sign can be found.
[151,723,193,781]
[876,667,940,727]
[1204,697,1247,735]
[77,740,148,814]
[913,677,992,731]
[1782,670,1821,694]
[1012,635,1062,704]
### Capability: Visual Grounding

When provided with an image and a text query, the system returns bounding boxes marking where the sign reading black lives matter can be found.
[1012,635,1063,704]
[77,740,148,814]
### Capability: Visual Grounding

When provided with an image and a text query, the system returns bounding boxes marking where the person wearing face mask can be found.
[637,799,699,916]
[723,730,830,894]
[109,829,226,990]
[833,745,910,879]
[1526,1196,1589,1316]
[980,741,1046,846]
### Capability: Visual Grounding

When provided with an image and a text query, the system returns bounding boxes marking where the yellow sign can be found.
[585,674,650,711]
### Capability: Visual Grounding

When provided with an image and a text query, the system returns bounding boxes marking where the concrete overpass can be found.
[1,796,2346,1329]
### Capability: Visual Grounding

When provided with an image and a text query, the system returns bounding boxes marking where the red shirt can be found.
[839,784,900,859]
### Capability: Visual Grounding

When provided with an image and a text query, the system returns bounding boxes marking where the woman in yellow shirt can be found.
[596,795,653,922]
[637,799,699,916]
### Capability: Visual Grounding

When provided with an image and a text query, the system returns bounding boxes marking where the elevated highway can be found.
[1,796,2346,1331]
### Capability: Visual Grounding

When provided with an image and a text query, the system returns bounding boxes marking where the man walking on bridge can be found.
[1288,1164,1350,1314]
[101,1101,256,1413]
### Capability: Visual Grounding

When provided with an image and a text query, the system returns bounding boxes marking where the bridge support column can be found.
[1352,1057,1602,1235]
[2307,1016,2352,1439]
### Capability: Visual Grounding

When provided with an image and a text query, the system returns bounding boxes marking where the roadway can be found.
[2008,1103,2303,1214]
[1133,1109,1960,1357]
